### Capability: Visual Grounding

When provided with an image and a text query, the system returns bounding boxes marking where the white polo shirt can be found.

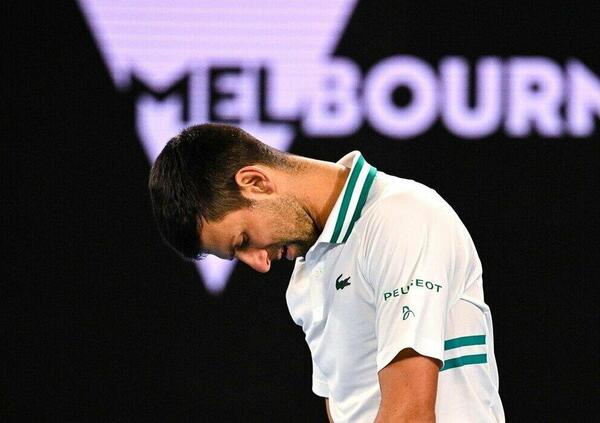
[286,152,505,422]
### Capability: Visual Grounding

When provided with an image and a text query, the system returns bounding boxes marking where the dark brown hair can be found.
[148,123,290,260]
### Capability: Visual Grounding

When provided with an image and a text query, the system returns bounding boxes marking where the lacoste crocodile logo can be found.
[336,274,351,290]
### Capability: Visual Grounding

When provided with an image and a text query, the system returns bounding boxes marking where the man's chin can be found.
[285,240,315,260]
[283,244,299,261]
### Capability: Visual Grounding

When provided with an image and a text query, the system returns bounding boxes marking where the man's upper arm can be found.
[374,348,440,422]
[360,192,464,420]
[361,193,458,372]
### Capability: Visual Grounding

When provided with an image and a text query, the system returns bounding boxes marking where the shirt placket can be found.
[310,263,327,322]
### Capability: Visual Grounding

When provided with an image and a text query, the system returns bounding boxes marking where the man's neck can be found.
[287,157,351,233]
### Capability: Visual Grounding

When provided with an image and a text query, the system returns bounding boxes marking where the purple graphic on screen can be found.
[78,0,359,293]
[78,0,599,294]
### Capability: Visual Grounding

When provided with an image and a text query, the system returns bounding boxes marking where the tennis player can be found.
[149,123,505,422]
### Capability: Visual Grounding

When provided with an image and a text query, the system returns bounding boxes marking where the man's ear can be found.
[234,165,275,198]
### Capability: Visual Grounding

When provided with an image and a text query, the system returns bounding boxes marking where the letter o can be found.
[364,56,438,138]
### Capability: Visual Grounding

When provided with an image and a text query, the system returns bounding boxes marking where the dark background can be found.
[7,1,598,421]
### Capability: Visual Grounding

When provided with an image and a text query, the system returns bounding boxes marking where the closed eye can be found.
[234,234,249,255]
[231,234,249,259]
[239,233,249,249]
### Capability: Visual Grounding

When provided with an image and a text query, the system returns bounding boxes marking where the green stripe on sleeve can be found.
[341,165,377,243]
[444,335,486,350]
[440,354,487,371]
[330,155,365,243]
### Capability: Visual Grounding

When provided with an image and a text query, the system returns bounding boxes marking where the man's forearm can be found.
[325,399,333,422]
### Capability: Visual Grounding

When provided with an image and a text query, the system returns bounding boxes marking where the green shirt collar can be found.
[318,151,378,245]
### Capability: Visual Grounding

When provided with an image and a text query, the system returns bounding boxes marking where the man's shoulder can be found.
[350,172,471,259]
[363,173,455,226]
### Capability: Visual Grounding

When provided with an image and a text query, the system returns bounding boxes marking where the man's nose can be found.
[237,248,271,273]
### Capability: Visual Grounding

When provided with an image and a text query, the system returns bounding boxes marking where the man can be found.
[148,123,505,422]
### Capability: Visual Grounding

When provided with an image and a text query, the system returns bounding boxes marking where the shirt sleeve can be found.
[360,189,467,372]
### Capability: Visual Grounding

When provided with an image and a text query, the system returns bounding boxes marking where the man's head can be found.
[148,123,319,271]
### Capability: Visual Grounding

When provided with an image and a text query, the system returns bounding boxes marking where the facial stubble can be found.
[259,195,320,258]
